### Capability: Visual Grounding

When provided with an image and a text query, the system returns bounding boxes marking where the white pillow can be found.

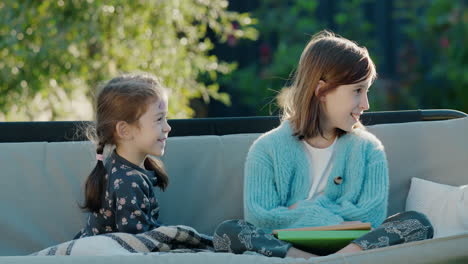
[405,177,468,238]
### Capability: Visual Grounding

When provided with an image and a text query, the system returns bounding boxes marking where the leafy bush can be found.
[395,0,468,112]
[0,0,257,120]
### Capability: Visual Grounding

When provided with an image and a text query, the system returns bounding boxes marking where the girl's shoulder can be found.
[352,127,383,145]
[106,153,154,184]
[107,164,151,192]
[344,127,385,154]
[249,120,298,152]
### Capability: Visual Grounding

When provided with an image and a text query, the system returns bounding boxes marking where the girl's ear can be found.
[315,80,327,102]
[115,121,132,140]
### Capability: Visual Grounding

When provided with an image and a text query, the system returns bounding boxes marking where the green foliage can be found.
[333,0,377,59]
[395,0,468,112]
[222,0,378,115]
[221,1,318,115]
[225,0,467,115]
[0,0,257,120]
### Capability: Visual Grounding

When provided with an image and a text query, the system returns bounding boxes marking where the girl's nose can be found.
[164,123,172,133]
[360,93,370,111]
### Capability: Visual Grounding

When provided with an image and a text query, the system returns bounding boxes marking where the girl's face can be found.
[320,78,371,134]
[132,99,171,157]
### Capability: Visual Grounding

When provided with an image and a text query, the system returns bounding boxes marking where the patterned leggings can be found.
[213,211,433,258]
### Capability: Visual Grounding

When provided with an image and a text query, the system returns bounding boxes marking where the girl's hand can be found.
[288,203,298,210]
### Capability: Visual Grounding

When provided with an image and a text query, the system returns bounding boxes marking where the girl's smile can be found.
[351,112,363,122]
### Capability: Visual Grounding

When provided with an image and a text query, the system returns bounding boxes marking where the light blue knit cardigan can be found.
[244,121,389,232]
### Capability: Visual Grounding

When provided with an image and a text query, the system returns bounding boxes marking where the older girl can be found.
[214,31,433,258]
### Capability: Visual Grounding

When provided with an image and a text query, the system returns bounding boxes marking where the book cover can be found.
[276,229,370,255]
[272,222,371,235]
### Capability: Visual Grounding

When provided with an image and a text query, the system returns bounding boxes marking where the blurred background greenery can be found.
[0,0,466,121]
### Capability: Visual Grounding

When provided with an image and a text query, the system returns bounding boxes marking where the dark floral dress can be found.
[76,150,161,238]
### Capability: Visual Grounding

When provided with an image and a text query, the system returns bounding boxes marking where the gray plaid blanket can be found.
[32,225,214,256]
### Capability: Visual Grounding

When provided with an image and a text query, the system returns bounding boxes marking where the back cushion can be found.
[0,117,466,255]
[0,134,260,255]
[158,134,260,233]
[0,141,94,256]
[368,117,468,215]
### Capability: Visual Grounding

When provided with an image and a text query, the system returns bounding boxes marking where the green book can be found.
[277,230,369,255]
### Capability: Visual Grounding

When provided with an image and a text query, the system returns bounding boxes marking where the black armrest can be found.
[0,109,465,142]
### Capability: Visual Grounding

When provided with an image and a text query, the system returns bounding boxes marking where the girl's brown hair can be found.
[81,73,169,213]
[278,30,377,140]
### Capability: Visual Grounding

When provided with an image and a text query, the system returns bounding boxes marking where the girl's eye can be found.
[156,116,167,122]
[355,89,362,94]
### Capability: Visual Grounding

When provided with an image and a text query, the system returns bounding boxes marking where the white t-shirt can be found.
[302,138,336,201]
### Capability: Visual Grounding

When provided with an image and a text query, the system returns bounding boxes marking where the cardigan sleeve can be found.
[314,149,389,227]
[243,145,344,232]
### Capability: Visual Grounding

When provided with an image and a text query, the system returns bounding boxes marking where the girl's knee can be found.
[385,210,434,239]
[405,211,434,238]
[213,219,250,253]
[214,219,244,236]
[394,211,432,226]
[386,210,430,223]
[406,211,430,222]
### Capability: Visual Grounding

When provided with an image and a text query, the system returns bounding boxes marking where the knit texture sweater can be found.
[244,121,389,232]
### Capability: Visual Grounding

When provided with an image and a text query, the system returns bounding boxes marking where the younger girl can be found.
[76,73,171,238]
[213,31,433,258]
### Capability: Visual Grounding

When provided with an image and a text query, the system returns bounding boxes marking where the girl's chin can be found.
[152,150,164,157]
[348,117,360,130]
[148,148,164,157]
[338,124,355,133]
